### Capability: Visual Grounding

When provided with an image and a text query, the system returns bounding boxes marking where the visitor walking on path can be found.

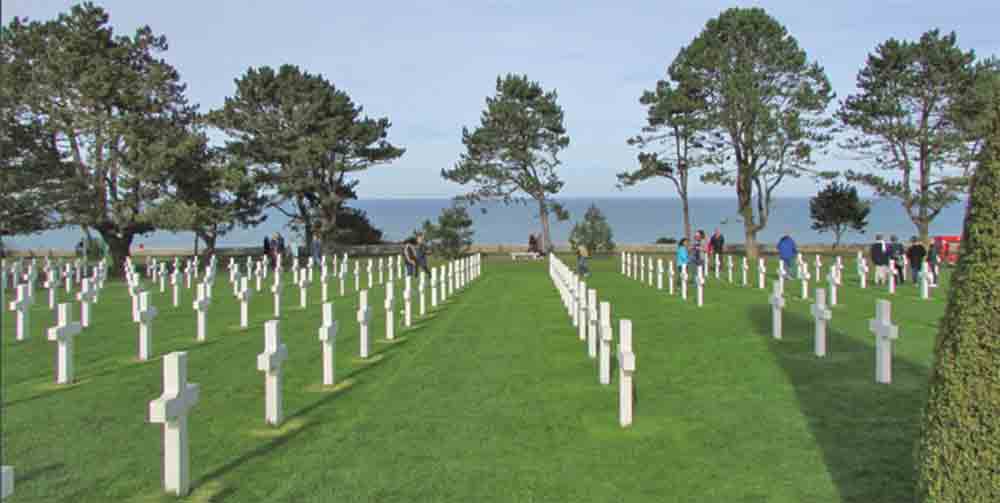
[576,243,590,277]
[777,233,798,279]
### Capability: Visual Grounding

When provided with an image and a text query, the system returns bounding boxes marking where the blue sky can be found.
[6,0,999,198]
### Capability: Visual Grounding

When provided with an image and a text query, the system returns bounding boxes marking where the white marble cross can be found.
[668,261,676,295]
[354,261,360,291]
[430,268,439,308]
[599,302,612,385]
[357,290,372,358]
[920,262,931,300]
[646,259,653,287]
[384,281,396,340]
[618,319,636,427]
[44,269,57,310]
[378,257,385,284]
[680,265,689,300]
[418,273,426,317]
[655,259,663,290]
[168,269,179,308]
[148,351,199,497]
[577,280,588,341]
[367,259,374,289]
[769,280,785,340]
[1,465,12,499]
[193,283,211,342]
[339,267,346,297]
[696,268,705,307]
[47,303,83,384]
[814,255,822,282]
[9,284,33,341]
[727,255,734,283]
[741,257,749,287]
[620,252,626,275]
[159,263,167,293]
[72,278,93,329]
[857,257,869,289]
[587,289,598,358]
[801,267,811,300]
[639,256,645,283]
[758,258,766,289]
[827,269,838,306]
[869,300,899,384]
[271,274,283,318]
[888,260,897,294]
[298,270,311,308]
[811,288,833,357]
[238,277,252,329]
[257,320,288,425]
[137,292,158,361]
[318,302,338,386]
[403,277,413,328]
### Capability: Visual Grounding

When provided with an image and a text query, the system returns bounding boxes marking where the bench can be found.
[510,252,543,261]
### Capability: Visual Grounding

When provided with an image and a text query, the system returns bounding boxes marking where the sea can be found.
[2,197,968,251]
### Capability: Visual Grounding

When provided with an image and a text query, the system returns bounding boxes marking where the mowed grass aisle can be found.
[2,256,945,502]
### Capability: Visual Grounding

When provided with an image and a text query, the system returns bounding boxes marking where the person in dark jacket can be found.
[777,233,798,278]
[263,236,272,266]
[691,230,706,269]
[889,235,904,283]
[710,229,725,255]
[906,237,927,283]
[870,234,888,284]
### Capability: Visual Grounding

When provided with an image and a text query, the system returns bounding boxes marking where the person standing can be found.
[403,237,418,277]
[889,235,905,283]
[415,233,432,277]
[777,233,798,278]
[576,242,590,277]
[676,238,690,275]
[276,233,286,267]
[691,230,706,272]
[311,237,322,264]
[263,235,272,266]
[710,229,725,256]
[870,234,888,284]
[906,237,927,284]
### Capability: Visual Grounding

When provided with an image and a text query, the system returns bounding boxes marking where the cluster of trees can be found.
[618,8,998,259]
[1,3,403,274]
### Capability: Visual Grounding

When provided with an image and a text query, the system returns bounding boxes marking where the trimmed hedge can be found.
[915,104,1000,501]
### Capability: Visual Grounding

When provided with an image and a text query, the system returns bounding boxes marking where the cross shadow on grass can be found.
[748,305,927,503]
[193,421,319,492]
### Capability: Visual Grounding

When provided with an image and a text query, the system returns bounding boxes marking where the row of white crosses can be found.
[856,250,938,301]
[553,254,635,427]
[769,278,902,383]
[620,252,707,307]
[355,254,483,360]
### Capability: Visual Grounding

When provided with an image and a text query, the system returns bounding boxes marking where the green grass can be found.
[2,255,947,502]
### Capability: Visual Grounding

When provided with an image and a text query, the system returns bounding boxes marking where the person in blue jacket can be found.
[777,233,798,279]
[676,238,690,278]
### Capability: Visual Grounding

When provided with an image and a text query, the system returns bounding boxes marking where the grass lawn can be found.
[1,254,947,502]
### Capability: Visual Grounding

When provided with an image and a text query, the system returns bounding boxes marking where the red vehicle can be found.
[933,236,962,264]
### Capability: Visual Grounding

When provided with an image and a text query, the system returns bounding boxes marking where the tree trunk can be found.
[681,195,692,243]
[100,231,134,279]
[538,199,552,253]
[917,218,930,245]
[197,231,217,259]
[743,225,758,261]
